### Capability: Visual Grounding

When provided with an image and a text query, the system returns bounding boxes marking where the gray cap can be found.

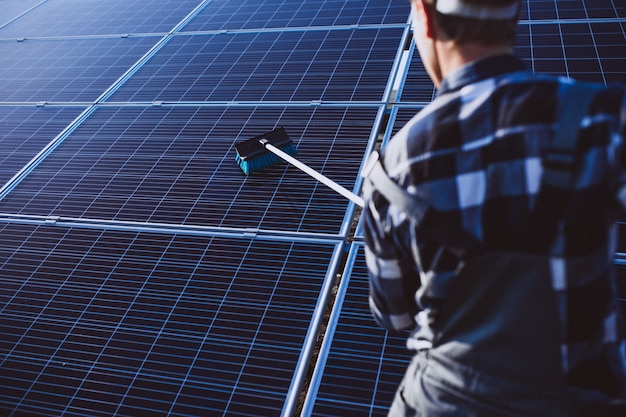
[435,0,521,19]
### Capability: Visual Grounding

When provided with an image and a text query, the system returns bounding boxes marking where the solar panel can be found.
[0,105,381,235]
[303,243,409,416]
[0,37,158,103]
[0,106,85,188]
[182,0,410,32]
[108,27,404,103]
[0,0,203,38]
[0,222,342,416]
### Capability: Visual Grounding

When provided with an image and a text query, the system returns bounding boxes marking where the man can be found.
[361,0,626,415]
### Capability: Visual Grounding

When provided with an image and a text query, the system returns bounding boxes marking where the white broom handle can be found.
[262,140,364,207]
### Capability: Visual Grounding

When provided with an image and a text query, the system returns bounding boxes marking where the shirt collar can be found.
[437,54,527,95]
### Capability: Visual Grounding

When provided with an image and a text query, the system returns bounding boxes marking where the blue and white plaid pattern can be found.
[362,54,626,396]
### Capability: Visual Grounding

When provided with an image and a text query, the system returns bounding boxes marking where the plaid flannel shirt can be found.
[362,54,626,396]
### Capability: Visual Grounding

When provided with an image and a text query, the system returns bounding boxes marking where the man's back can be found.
[363,1,626,415]
[362,53,626,415]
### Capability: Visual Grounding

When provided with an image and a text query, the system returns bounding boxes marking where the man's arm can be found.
[361,192,421,333]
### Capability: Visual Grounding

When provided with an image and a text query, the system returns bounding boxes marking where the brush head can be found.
[235,127,298,175]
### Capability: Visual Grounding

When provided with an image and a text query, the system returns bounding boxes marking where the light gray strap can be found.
[362,151,429,223]
[362,151,482,258]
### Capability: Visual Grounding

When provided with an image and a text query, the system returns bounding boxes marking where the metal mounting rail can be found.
[0,213,348,244]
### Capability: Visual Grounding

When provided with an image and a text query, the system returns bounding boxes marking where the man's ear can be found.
[412,0,437,40]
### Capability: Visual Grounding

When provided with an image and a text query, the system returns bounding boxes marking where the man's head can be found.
[410,0,522,87]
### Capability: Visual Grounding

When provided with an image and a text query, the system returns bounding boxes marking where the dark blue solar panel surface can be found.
[396,50,435,103]
[183,0,410,31]
[0,37,158,103]
[0,105,379,235]
[0,106,85,187]
[108,28,403,103]
[305,244,410,416]
[0,0,203,38]
[522,0,626,20]
[515,22,626,84]
[0,222,340,416]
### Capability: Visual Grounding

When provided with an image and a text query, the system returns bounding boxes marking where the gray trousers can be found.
[387,349,625,417]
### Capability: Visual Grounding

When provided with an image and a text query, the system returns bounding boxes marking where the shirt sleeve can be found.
[361,182,421,333]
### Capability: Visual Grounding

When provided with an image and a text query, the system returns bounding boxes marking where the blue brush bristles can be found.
[236,142,298,175]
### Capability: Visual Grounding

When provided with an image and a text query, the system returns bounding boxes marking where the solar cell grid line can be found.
[182,0,411,32]
[395,45,436,104]
[521,23,568,75]
[5,226,112,415]
[0,222,343,416]
[0,105,380,236]
[107,27,404,103]
[302,243,409,416]
[525,0,626,20]
[515,23,560,79]
[0,106,85,188]
[0,36,159,103]
[0,0,206,38]
[104,231,208,417]
[561,22,605,83]
[589,21,626,84]
[524,21,626,84]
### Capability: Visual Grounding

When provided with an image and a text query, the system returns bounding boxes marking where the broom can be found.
[234,127,364,207]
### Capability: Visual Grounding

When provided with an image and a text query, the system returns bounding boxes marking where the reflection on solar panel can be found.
[0,37,158,103]
[183,0,409,31]
[109,28,403,103]
[0,0,625,416]
[0,0,204,38]
[0,223,341,416]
